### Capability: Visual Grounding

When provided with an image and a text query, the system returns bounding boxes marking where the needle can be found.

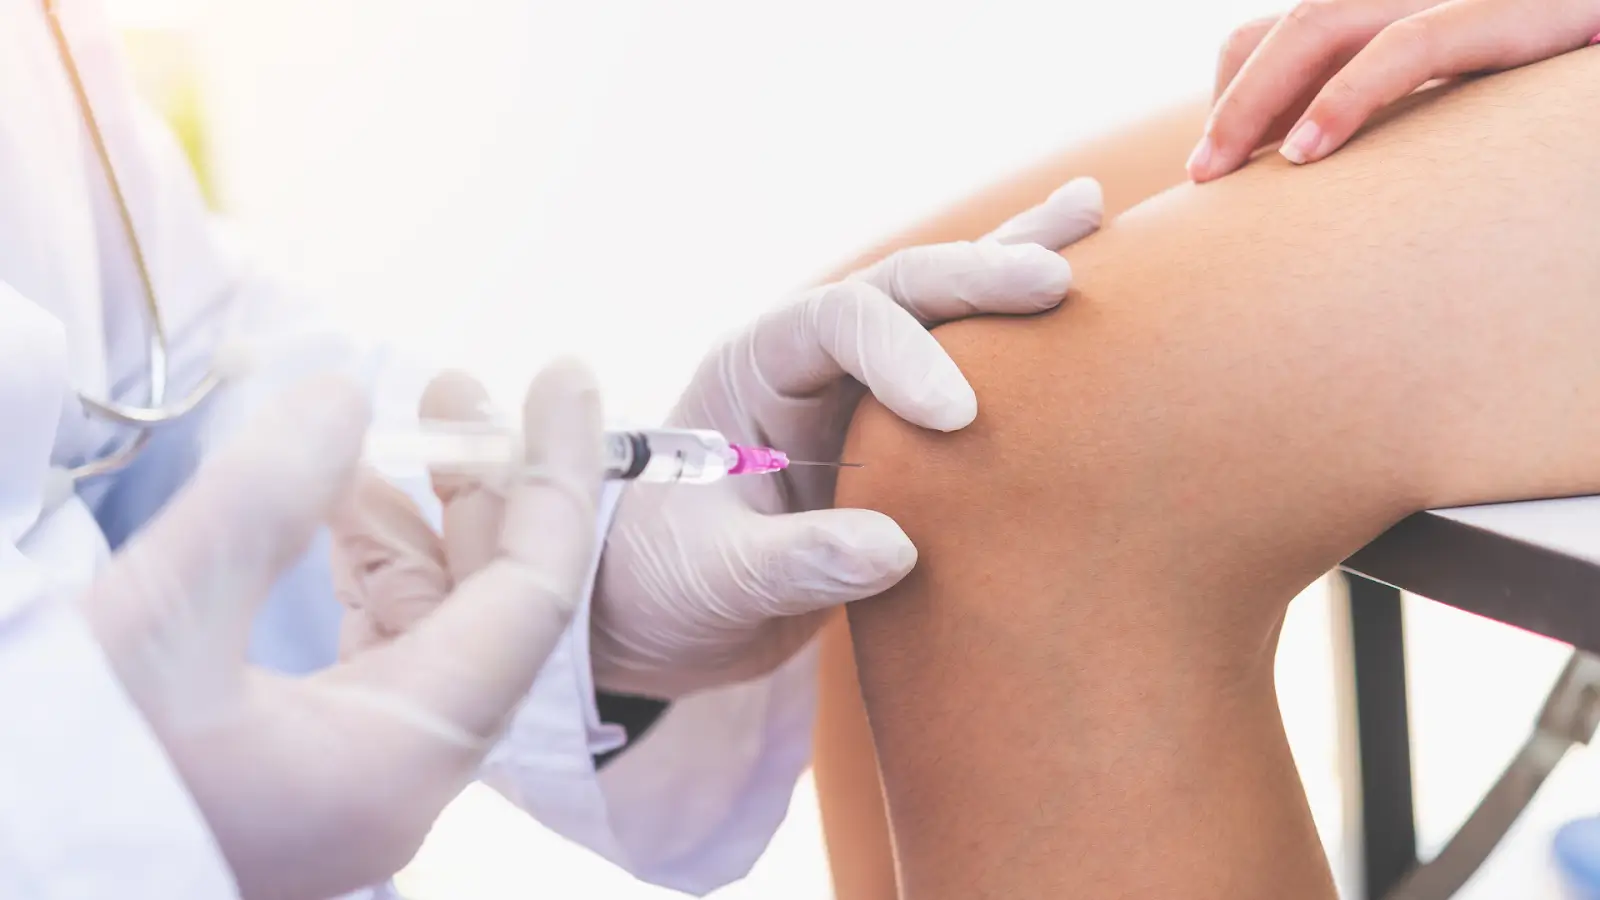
[786,460,865,468]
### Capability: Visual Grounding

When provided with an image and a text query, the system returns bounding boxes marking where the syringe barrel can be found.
[366,422,739,484]
[607,429,737,484]
[363,421,514,471]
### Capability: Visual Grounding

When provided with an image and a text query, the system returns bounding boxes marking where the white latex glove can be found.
[80,360,604,900]
[331,371,534,659]
[594,176,1104,697]
[330,467,451,658]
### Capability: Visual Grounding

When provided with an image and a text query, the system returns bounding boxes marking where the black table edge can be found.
[1343,510,1600,655]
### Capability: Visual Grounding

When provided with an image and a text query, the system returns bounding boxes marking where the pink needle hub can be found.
[729,444,791,475]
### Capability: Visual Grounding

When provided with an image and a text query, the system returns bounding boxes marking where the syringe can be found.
[365,421,861,485]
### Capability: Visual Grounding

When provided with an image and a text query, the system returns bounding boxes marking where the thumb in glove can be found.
[737,507,918,619]
[615,506,917,694]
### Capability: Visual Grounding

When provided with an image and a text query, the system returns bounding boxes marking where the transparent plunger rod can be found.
[362,421,855,485]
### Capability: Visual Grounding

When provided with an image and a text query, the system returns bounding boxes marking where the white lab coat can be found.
[0,1,818,897]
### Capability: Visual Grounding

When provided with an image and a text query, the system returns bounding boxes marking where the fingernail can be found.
[1185,135,1215,180]
[1280,120,1324,165]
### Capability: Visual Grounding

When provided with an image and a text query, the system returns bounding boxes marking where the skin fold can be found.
[817,46,1600,900]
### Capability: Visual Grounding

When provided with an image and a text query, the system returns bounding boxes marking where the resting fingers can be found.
[1192,0,1600,181]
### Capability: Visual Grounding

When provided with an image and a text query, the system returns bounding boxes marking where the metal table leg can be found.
[1346,572,1419,899]
[1386,651,1600,899]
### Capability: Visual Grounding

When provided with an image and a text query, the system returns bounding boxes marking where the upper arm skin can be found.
[827,101,1208,279]
[814,98,1210,900]
[836,47,1600,899]
[846,45,1600,633]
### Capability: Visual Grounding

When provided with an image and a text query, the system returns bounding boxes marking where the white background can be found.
[108,1,1595,897]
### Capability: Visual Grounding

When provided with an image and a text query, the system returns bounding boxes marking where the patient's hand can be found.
[1190,0,1600,181]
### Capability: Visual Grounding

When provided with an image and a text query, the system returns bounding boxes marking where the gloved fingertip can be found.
[528,356,602,400]
[873,532,920,581]
[817,510,919,587]
[920,367,978,432]
[988,176,1104,250]
[503,358,604,550]
[853,296,979,432]
[1051,176,1105,221]
[420,369,493,422]
[935,396,979,432]
[523,357,603,463]
[997,243,1074,306]
[763,510,919,611]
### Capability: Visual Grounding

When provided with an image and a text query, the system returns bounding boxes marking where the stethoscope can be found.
[42,0,226,494]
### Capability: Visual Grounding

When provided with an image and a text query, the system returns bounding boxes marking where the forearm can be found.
[839,47,1600,899]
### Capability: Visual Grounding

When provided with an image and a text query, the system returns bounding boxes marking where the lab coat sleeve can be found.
[478,482,822,897]
[0,550,238,899]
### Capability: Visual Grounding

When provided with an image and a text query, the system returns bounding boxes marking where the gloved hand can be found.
[330,466,450,658]
[80,360,604,900]
[331,370,538,660]
[593,176,1105,698]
